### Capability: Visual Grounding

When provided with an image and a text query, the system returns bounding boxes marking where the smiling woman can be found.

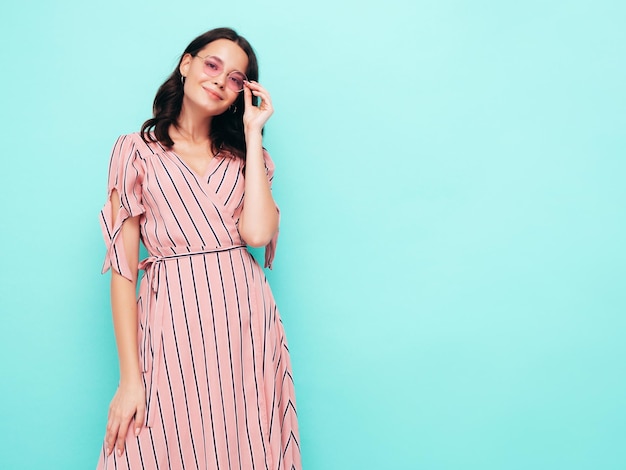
[96,27,301,470]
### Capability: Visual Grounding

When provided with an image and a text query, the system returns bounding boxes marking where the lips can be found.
[203,87,223,100]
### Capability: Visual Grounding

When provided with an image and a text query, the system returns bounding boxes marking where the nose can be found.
[212,73,226,89]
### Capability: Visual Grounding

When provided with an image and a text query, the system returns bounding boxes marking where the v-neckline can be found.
[168,149,220,181]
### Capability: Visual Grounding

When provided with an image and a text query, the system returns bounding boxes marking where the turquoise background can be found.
[1,0,625,468]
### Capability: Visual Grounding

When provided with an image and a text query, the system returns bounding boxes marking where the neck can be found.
[174,104,213,145]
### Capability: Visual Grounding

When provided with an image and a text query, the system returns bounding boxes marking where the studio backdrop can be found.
[1,0,625,468]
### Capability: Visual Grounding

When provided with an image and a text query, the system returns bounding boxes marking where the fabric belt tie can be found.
[137,244,246,427]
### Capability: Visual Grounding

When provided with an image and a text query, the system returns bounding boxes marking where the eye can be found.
[206,60,219,71]
[202,56,223,76]
[229,75,243,87]
[227,72,246,91]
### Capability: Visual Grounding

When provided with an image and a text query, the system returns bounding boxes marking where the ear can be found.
[179,53,193,78]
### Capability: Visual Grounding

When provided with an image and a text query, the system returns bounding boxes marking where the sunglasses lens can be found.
[203,57,222,76]
[227,72,246,92]
[199,56,246,92]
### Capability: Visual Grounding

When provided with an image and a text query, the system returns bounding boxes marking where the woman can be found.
[97,28,301,469]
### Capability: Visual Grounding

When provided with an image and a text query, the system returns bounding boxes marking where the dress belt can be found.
[137,244,247,427]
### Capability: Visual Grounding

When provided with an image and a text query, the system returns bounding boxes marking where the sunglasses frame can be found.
[194,54,248,93]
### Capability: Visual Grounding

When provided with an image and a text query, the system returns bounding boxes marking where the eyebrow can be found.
[208,55,224,66]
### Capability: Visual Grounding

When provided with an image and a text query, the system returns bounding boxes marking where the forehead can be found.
[198,39,248,71]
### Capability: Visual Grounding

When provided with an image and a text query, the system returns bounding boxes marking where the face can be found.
[179,38,249,116]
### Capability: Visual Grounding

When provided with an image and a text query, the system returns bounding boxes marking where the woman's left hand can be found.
[243,81,273,133]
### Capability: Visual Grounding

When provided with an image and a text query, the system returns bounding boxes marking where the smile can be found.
[203,87,223,100]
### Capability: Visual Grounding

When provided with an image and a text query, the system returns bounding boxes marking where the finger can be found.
[243,82,253,109]
[134,404,146,437]
[250,89,270,101]
[250,94,273,114]
[115,417,131,456]
[245,80,267,91]
[246,82,272,104]
[250,89,272,105]
[106,402,116,426]
[247,85,270,99]
[115,434,126,456]
[105,420,119,455]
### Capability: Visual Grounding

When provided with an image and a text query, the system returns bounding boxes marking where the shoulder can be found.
[107,133,154,178]
[110,132,164,161]
[128,132,164,156]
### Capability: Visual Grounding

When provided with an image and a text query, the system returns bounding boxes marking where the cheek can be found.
[225,92,240,106]
[218,95,241,113]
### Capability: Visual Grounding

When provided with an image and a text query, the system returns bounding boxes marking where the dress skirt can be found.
[96,133,301,470]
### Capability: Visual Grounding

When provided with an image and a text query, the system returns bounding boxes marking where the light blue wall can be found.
[1,0,625,468]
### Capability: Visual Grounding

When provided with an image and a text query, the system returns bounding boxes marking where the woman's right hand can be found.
[105,379,146,457]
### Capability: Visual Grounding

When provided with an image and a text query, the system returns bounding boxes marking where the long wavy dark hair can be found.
[141,28,259,159]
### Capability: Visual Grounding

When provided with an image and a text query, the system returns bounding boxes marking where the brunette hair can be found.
[141,27,259,159]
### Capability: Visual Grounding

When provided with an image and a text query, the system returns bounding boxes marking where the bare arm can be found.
[105,189,145,457]
[238,80,279,247]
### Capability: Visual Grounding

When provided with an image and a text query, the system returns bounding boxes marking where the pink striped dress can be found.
[97,133,301,470]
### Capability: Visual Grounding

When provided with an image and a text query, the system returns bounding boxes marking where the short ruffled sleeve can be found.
[99,134,146,281]
[263,149,279,270]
